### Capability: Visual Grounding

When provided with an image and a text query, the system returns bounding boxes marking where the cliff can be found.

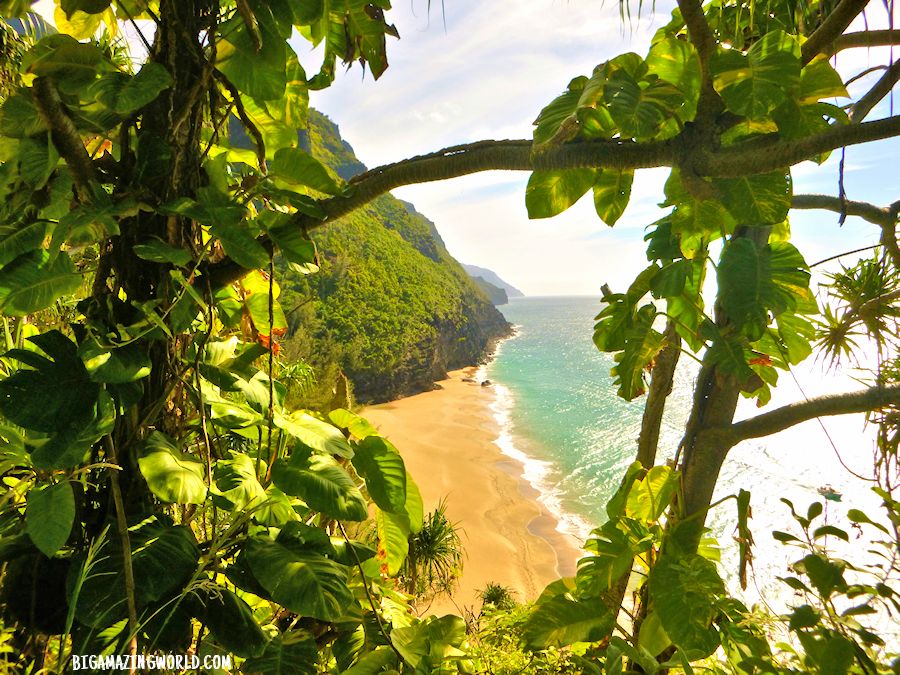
[280,111,511,404]
[462,264,525,298]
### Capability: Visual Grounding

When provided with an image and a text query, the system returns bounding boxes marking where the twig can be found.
[102,436,139,672]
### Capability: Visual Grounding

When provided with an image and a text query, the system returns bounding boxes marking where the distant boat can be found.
[817,485,843,502]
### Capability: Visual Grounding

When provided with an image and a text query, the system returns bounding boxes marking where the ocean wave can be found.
[484,371,595,545]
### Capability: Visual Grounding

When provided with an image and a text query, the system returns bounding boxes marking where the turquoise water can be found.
[484,296,887,609]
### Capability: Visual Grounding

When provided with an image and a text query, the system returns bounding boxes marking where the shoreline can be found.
[362,366,582,614]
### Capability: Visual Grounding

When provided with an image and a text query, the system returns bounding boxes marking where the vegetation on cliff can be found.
[280,112,510,405]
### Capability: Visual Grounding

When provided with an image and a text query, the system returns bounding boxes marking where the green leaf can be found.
[26,481,75,557]
[79,339,152,383]
[523,594,615,648]
[342,647,398,675]
[188,585,267,658]
[799,57,848,103]
[91,63,173,115]
[351,435,406,513]
[274,411,353,457]
[375,506,409,575]
[525,169,596,219]
[0,221,50,268]
[132,238,193,266]
[271,147,343,195]
[577,522,635,594]
[22,34,104,91]
[638,611,672,657]
[137,432,207,505]
[213,451,267,511]
[244,538,352,622]
[243,630,318,675]
[646,37,701,118]
[217,8,288,101]
[0,330,98,433]
[210,220,269,270]
[30,389,115,470]
[717,170,792,225]
[390,615,467,669]
[625,464,678,522]
[611,304,666,400]
[19,134,58,189]
[604,69,682,139]
[0,250,82,316]
[717,238,811,340]
[711,30,801,120]
[533,87,581,146]
[328,408,378,438]
[649,553,725,658]
[797,554,846,599]
[593,169,633,226]
[69,517,200,628]
[271,454,367,521]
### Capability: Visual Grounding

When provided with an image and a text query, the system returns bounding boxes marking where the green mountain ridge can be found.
[280,111,511,404]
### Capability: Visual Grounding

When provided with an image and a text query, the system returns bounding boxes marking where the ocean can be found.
[481,295,890,616]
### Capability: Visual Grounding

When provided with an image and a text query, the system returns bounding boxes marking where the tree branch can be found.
[719,384,900,444]
[828,29,900,54]
[207,117,900,287]
[32,77,96,201]
[310,137,676,227]
[850,59,900,123]
[698,115,900,176]
[677,0,715,67]
[801,0,871,65]
[791,193,893,225]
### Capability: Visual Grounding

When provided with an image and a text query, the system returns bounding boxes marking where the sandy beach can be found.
[363,368,583,615]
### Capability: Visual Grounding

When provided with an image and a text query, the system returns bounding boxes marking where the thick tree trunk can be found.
[636,320,682,468]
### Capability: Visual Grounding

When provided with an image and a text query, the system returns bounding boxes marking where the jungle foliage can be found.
[0,0,898,673]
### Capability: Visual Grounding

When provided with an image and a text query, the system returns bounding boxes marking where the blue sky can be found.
[308,1,900,295]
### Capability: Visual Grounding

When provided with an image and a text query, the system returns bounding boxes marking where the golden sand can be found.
[363,369,582,615]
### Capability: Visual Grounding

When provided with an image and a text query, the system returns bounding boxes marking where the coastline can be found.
[362,367,582,615]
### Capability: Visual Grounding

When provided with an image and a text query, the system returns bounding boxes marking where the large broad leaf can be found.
[711,30,801,120]
[593,169,633,226]
[577,521,635,595]
[611,304,666,400]
[0,330,98,433]
[390,615,467,670]
[22,34,104,91]
[351,435,406,513]
[0,250,82,316]
[604,69,682,139]
[798,57,848,103]
[187,585,267,658]
[137,432,208,505]
[718,238,811,340]
[342,647,398,675]
[271,454,367,521]
[523,594,615,648]
[243,630,318,675]
[78,339,152,384]
[26,481,75,557]
[244,538,352,623]
[60,0,110,16]
[274,411,353,457]
[213,451,267,511]
[69,516,200,628]
[625,465,678,523]
[375,506,409,575]
[30,389,115,470]
[91,63,173,115]
[649,553,725,658]
[271,147,343,195]
[646,37,701,118]
[0,221,50,267]
[717,170,792,225]
[525,169,596,219]
[217,7,288,101]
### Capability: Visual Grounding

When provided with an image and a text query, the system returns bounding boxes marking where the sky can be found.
[304,1,900,296]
